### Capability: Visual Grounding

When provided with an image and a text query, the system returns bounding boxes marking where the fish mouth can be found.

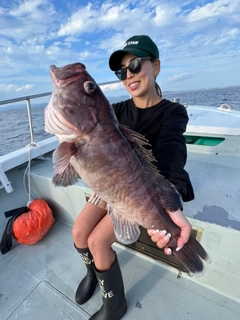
[50,63,86,87]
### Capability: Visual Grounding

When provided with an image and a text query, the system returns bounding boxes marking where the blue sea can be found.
[0,85,239,156]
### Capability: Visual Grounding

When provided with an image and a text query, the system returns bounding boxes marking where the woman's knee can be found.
[87,233,105,257]
[72,203,108,244]
[87,227,115,257]
[72,220,89,245]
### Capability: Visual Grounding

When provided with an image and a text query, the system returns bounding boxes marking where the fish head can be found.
[45,62,103,140]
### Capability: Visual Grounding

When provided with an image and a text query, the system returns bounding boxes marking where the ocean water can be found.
[0,85,239,156]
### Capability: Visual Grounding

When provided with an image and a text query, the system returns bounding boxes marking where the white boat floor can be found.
[1,220,240,320]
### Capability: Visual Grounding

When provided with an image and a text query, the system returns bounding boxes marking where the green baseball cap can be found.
[109,35,159,71]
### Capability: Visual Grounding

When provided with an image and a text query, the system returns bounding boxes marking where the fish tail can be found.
[173,236,211,276]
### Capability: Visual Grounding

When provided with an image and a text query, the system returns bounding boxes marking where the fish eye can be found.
[84,81,97,94]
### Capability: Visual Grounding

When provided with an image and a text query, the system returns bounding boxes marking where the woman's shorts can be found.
[88,193,107,210]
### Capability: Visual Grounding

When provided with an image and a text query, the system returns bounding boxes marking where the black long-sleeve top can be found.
[112,98,194,202]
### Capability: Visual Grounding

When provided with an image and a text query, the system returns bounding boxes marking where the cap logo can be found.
[124,41,139,47]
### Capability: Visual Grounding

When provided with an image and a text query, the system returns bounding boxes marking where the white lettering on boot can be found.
[98,279,114,298]
[80,252,93,265]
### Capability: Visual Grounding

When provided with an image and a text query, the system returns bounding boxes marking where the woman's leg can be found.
[72,202,108,248]
[87,214,127,320]
[72,201,108,305]
[87,213,116,271]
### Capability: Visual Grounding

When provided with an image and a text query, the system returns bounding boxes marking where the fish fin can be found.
[119,124,158,168]
[119,124,182,212]
[172,236,211,276]
[52,141,79,187]
[108,206,141,244]
[154,178,183,212]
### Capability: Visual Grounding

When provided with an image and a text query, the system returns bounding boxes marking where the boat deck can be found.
[0,154,240,320]
[1,219,240,320]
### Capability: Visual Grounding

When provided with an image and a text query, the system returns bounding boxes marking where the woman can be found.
[72,35,194,320]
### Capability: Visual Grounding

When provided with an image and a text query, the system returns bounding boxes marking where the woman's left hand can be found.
[147,209,192,255]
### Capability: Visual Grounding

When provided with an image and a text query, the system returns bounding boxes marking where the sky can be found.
[0,0,240,102]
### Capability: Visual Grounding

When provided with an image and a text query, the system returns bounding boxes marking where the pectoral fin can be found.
[52,141,79,187]
[108,206,140,244]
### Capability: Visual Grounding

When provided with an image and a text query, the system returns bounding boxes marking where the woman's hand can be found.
[147,209,191,255]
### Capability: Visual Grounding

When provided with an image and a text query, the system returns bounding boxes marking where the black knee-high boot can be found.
[75,246,98,305]
[90,253,127,320]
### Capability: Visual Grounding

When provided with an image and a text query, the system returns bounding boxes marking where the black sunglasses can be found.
[115,57,153,81]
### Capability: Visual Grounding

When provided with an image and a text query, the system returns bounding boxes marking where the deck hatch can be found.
[184,135,224,146]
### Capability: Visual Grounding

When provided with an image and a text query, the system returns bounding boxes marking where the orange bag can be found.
[12,199,55,245]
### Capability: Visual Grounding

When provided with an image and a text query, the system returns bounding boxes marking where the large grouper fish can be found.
[45,62,210,275]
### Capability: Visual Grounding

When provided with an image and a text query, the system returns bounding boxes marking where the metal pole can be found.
[26,98,37,146]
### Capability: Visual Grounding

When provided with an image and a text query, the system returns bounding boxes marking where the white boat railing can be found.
[0,92,52,146]
[0,80,121,147]
[0,92,53,193]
